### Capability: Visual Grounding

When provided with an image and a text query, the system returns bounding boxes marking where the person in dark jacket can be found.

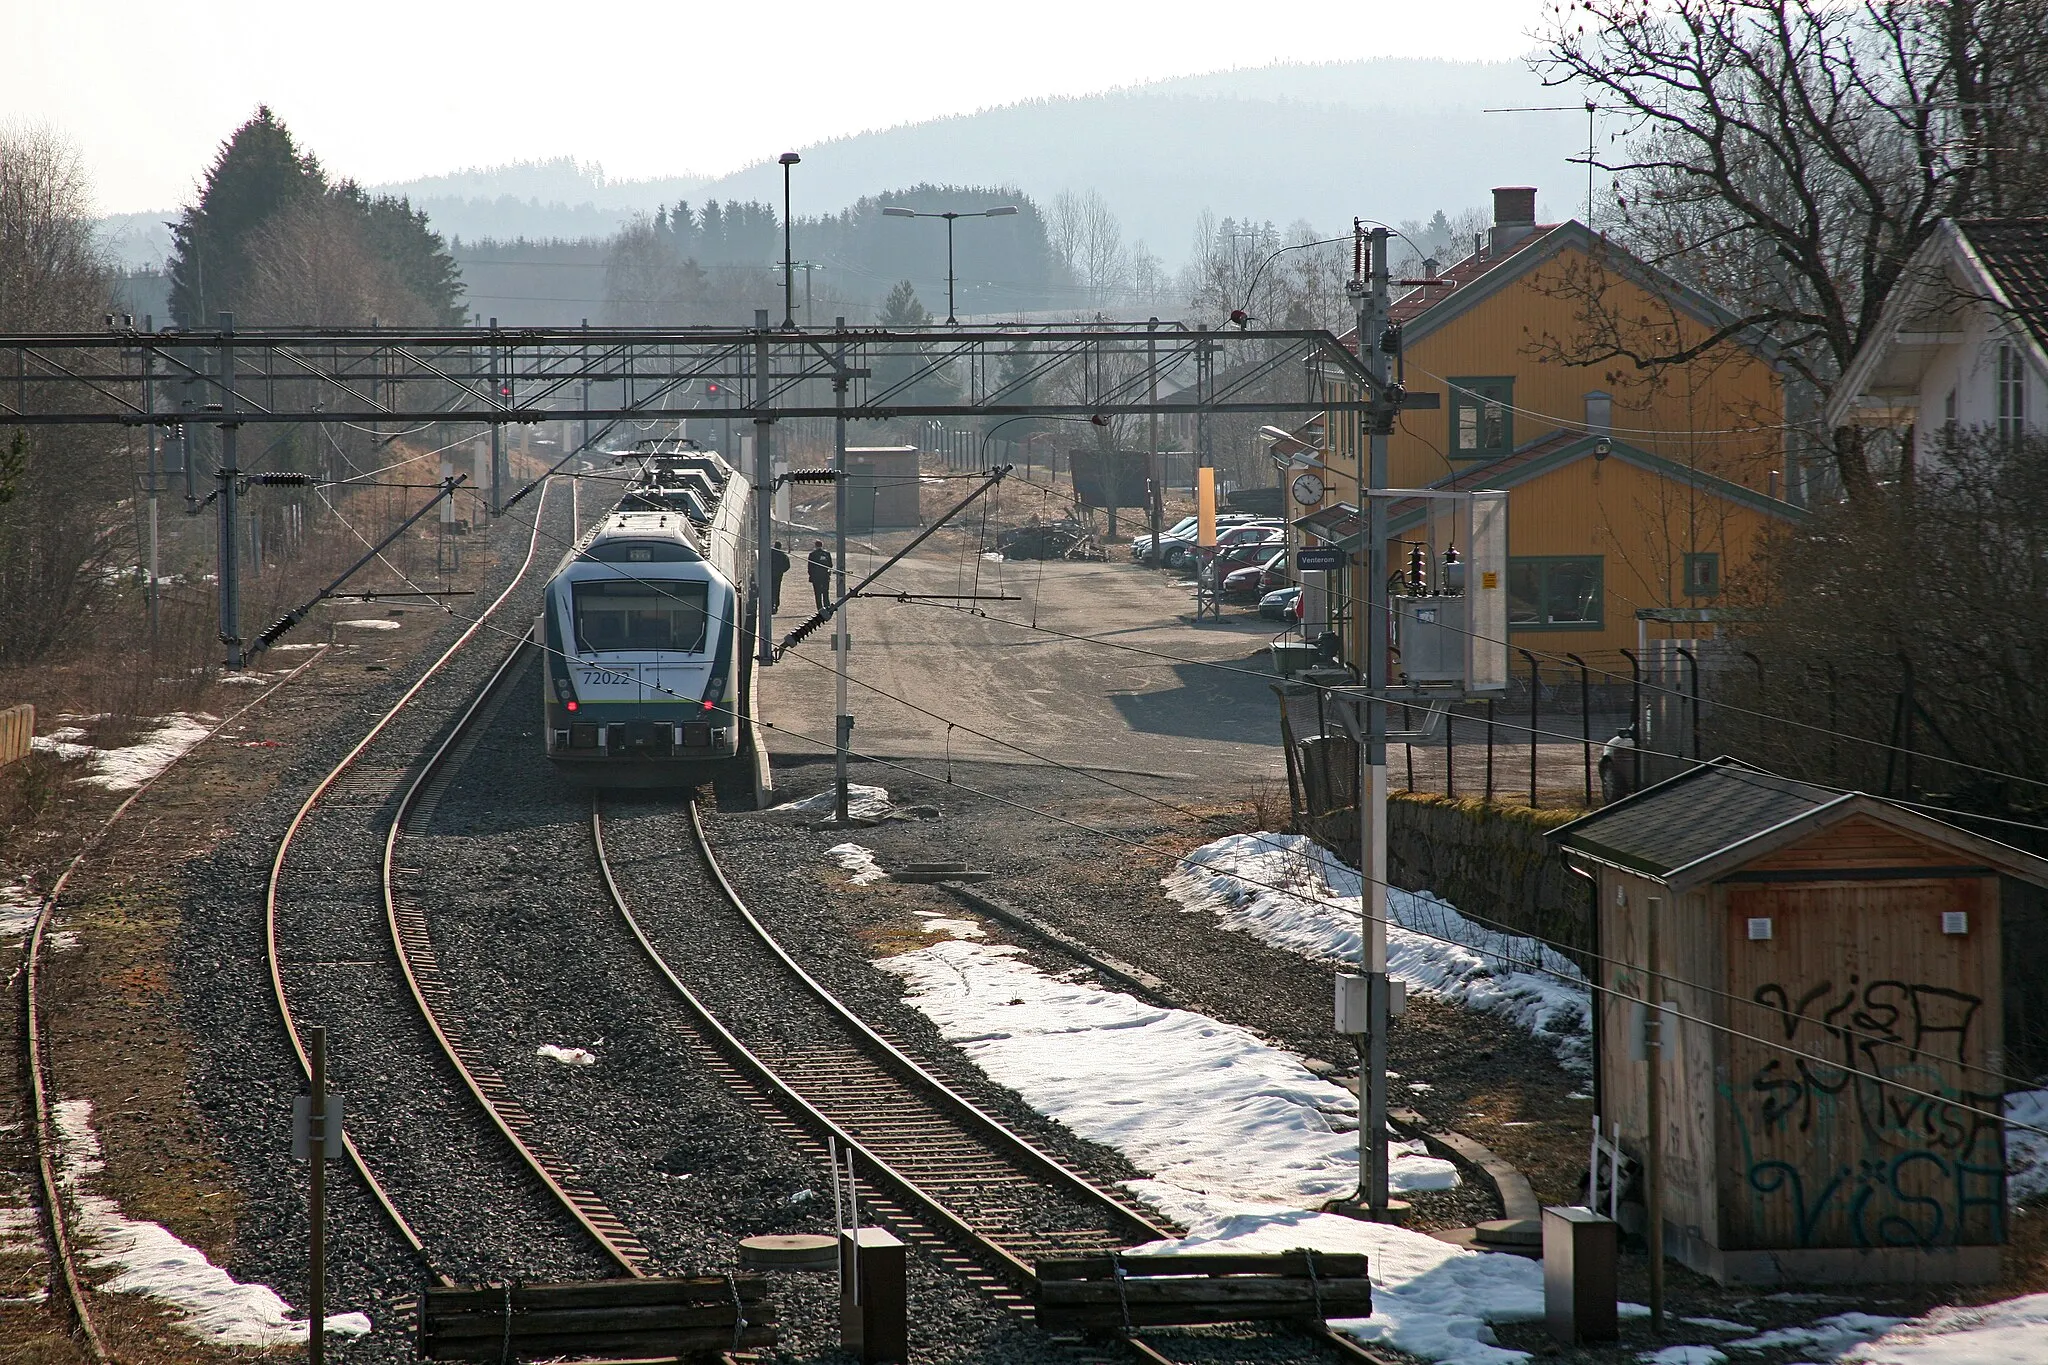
[807,540,833,614]
[769,541,791,612]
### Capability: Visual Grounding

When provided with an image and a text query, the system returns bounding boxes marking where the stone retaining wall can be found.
[1384,794,1595,962]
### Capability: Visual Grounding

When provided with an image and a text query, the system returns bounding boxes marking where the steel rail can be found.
[262,480,576,1275]
[684,800,1169,1241]
[381,634,652,1275]
[18,647,326,1361]
[591,795,1167,1306]
[590,800,1040,1292]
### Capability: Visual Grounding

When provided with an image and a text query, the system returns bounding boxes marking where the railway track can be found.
[264,478,650,1293]
[593,794,1170,1315]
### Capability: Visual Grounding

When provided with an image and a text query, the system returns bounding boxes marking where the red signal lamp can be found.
[565,700,579,712]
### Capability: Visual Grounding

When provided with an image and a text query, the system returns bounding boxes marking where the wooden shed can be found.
[1549,758,2048,1285]
[844,446,924,532]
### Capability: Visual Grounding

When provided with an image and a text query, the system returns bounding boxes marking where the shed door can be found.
[1719,877,2002,1251]
[846,464,877,535]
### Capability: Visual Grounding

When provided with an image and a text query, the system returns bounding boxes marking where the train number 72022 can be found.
[576,668,634,688]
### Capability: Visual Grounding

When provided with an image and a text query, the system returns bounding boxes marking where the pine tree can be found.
[338,183,466,325]
[879,279,932,328]
[168,106,323,324]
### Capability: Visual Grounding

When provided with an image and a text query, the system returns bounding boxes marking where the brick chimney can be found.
[1489,186,1539,257]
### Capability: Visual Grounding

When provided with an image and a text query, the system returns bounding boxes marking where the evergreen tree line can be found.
[168,107,464,328]
[605,185,1065,325]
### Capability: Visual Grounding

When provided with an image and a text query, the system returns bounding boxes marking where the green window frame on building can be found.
[1683,551,1721,598]
[1508,555,1603,630]
[1449,377,1513,458]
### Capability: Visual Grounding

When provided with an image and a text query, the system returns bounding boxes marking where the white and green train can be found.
[538,460,755,787]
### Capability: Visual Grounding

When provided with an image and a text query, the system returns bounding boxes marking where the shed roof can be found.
[1549,757,2048,892]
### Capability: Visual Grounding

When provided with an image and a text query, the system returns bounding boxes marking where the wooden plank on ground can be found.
[1037,1251,1368,1281]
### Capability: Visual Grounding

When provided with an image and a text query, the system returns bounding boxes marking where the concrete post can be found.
[753,312,775,665]
[215,313,243,669]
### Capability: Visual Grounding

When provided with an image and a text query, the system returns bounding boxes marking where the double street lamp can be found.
[880,203,1018,323]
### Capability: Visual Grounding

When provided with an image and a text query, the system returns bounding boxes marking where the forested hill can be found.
[682,58,1585,256]
[100,60,1583,273]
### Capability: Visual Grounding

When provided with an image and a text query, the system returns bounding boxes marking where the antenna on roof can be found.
[1482,102,1621,229]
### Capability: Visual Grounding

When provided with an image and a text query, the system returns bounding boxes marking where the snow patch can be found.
[268,642,323,652]
[216,672,271,686]
[775,783,893,821]
[337,618,401,630]
[877,938,1457,1211]
[0,883,42,943]
[825,843,887,885]
[2005,1090,2048,1204]
[54,1099,370,1345]
[1727,1310,1905,1354]
[536,1045,597,1066]
[1842,1292,2048,1363]
[1640,1349,1725,1365]
[32,726,91,761]
[1679,1317,1753,1333]
[1163,832,1591,1072]
[77,714,215,791]
[914,913,984,940]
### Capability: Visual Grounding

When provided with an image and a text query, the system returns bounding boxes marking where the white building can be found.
[1827,218,2047,465]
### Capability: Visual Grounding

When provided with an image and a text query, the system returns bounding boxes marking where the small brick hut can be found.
[1550,758,2048,1284]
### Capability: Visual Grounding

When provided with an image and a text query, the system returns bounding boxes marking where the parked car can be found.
[1199,539,1283,589]
[1259,585,1303,620]
[1136,513,1265,566]
[1255,549,1291,593]
[1223,549,1290,601]
[1193,521,1284,564]
[1221,562,1266,599]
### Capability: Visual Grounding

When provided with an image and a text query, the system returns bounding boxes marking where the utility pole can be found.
[1645,894,1666,1332]
[216,312,244,670]
[488,319,503,516]
[140,324,160,645]
[1357,227,1394,1219]
[753,312,775,666]
[1147,320,1162,567]
[308,1025,328,1365]
[833,317,852,824]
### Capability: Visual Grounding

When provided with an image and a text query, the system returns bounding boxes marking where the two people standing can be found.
[765,538,835,617]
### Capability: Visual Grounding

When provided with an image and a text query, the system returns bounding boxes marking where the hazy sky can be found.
[7,1,1545,213]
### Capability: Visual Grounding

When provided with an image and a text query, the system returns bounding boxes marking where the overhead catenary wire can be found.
[400,476,2048,1136]
[481,501,2048,1098]
[432,511,2048,1137]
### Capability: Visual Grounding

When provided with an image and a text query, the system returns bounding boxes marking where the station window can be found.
[1449,377,1514,458]
[1508,556,1603,629]
[1683,551,1721,598]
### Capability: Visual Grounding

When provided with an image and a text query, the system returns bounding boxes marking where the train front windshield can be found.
[572,579,710,653]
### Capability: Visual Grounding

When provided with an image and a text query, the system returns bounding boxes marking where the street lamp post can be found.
[880,204,1019,324]
[779,152,801,330]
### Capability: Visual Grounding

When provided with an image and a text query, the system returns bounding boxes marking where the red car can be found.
[1222,549,1291,601]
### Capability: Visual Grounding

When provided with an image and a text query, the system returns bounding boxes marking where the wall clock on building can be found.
[1290,470,1326,506]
